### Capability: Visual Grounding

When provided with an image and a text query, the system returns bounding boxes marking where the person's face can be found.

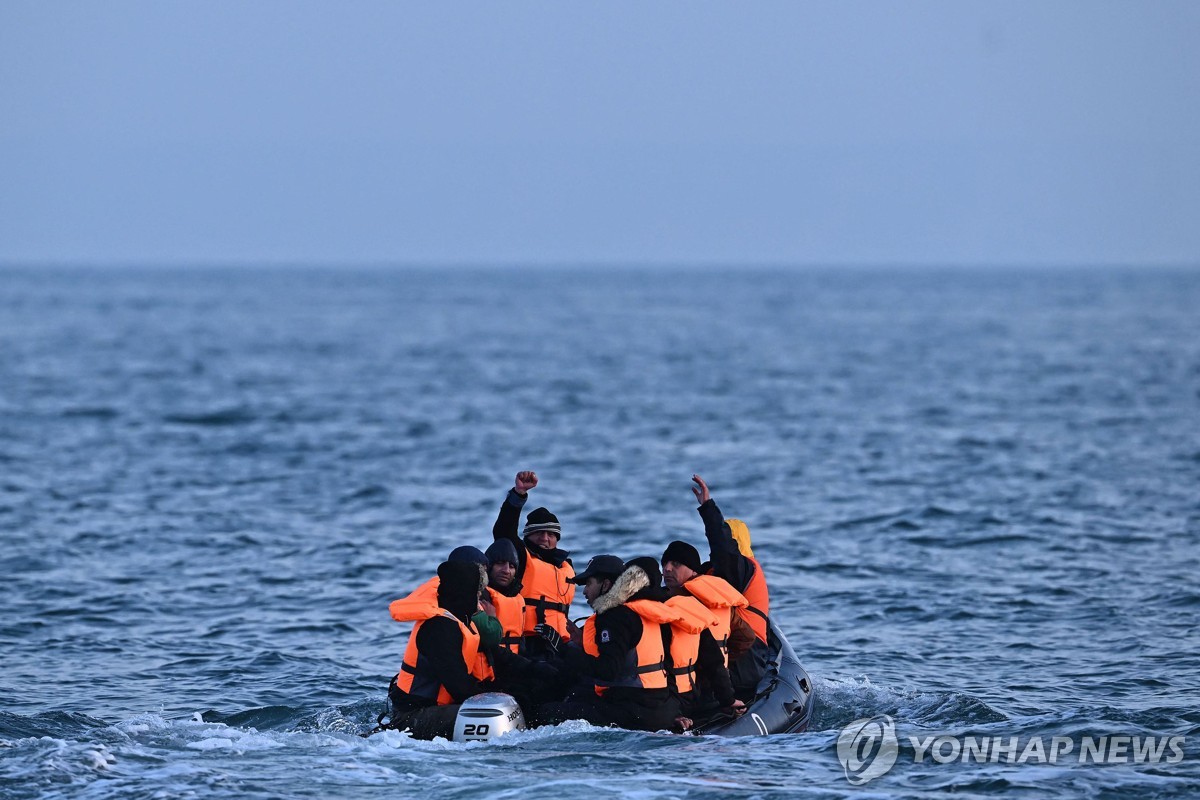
[489,560,516,589]
[662,560,697,592]
[583,576,612,607]
[528,530,558,550]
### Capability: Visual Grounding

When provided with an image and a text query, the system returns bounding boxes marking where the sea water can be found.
[0,265,1197,799]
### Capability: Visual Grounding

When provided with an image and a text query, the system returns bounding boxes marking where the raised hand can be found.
[691,474,711,505]
[515,471,538,495]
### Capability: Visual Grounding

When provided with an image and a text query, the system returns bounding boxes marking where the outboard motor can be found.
[452,693,526,742]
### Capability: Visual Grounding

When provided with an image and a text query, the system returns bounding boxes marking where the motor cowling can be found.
[452,693,526,742]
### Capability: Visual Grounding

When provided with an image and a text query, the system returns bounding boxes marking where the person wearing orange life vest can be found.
[661,540,745,724]
[534,556,683,732]
[492,471,576,654]
[691,474,773,701]
[389,546,503,652]
[385,545,558,719]
[483,539,526,654]
[382,560,497,740]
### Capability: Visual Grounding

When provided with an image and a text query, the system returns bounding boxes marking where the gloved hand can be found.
[534,623,563,653]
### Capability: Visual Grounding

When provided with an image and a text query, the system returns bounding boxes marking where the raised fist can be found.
[514,471,538,495]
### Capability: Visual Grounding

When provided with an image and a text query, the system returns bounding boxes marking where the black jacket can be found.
[698,498,757,595]
[562,573,671,707]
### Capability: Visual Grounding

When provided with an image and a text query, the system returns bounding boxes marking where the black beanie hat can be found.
[661,540,702,574]
[485,539,520,566]
[447,545,489,566]
[523,507,561,539]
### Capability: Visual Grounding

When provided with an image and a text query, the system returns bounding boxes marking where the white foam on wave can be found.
[178,721,287,754]
[360,717,610,752]
[812,672,1006,732]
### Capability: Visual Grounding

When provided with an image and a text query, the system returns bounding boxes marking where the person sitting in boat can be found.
[661,540,747,724]
[691,474,773,700]
[534,555,683,732]
[382,560,498,739]
[483,539,526,655]
[492,470,576,654]
[387,545,560,710]
[389,546,502,652]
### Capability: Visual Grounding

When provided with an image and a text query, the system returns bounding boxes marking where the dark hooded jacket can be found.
[393,560,490,708]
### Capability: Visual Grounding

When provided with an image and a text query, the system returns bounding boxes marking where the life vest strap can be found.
[528,598,570,614]
[635,660,666,675]
[668,664,697,676]
[529,597,570,626]
[744,606,769,622]
[399,662,419,675]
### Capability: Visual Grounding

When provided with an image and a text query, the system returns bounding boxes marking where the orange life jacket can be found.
[389,576,439,621]
[520,554,576,638]
[682,574,749,666]
[739,556,770,643]
[663,595,720,695]
[487,587,526,654]
[582,599,678,696]
[390,600,494,705]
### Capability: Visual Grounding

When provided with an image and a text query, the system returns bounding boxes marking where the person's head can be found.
[447,545,489,568]
[569,554,624,608]
[523,507,561,551]
[484,539,520,590]
[436,559,485,621]
[661,540,703,592]
[623,556,667,600]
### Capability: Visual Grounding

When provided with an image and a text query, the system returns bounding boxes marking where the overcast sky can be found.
[2,2,1197,267]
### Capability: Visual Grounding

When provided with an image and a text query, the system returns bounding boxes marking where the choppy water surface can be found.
[1,265,1198,799]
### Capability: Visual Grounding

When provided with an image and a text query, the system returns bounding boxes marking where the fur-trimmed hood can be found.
[592,565,650,615]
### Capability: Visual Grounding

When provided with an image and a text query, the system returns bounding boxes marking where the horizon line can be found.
[3,258,1199,272]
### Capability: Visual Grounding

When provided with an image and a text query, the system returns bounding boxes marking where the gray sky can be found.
[2,1,1198,267]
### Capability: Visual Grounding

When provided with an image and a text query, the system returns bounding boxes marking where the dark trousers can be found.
[387,680,461,740]
[386,704,461,740]
[729,638,771,701]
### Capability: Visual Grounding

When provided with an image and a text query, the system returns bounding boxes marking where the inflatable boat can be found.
[446,617,814,741]
[694,616,815,736]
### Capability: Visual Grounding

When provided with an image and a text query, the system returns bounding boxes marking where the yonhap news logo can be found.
[836,715,899,785]
[836,715,1186,786]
